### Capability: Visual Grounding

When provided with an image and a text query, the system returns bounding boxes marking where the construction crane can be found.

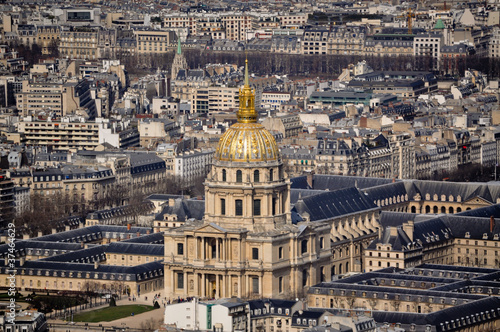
[398,8,416,34]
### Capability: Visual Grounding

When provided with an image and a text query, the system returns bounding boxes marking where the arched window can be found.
[449,207,454,214]
[433,206,438,214]
[346,262,349,272]
[425,205,430,213]
[269,169,274,181]
[236,170,242,183]
[331,265,336,278]
[411,206,416,213]
[302,269,308,287]
[254,170,260,182]
[441,206,446,213]
[222,169,226,182]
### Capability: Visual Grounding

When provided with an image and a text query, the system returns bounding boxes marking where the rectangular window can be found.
[177,243,183,255]
[272,198,277,215]
[279,276,283,293]
[253,199,261,216]
[252,248,259,260]
[279,246,283,259]
[252,277,259,293]
[221,198,226,215]
[235,199,243,216]
[177,273,184,289]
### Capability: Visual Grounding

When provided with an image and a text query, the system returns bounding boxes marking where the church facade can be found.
[163,62,378,299]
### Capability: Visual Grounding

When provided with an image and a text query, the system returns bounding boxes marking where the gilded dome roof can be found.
[214,60,280,163]
[215,122,279,162]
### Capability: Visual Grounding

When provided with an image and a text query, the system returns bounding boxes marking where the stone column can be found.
[222,274,226,298]
[238,275,242,298]
[202,237,206,260]
[201,273,205,298]
[216,274,220,299]
[171,270,175,296]
[195,237,199,260]
[183,271,188,295]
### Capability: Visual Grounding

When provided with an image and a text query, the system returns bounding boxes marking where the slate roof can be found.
[120,232,164,244]
[292,187,378,222]
[373,297,500,328]
[290,175,394,191]
[155,198,205,222]
[0,240,83,259]
[290,189,325,204]
[105,242,164,256]
[1,260,164,282]
[41,245,107,263]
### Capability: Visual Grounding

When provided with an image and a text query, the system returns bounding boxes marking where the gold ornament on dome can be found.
[213,60,280,163]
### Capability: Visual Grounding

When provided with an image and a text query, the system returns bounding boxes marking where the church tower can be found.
[171,37,188,81]
[204,59,291,232]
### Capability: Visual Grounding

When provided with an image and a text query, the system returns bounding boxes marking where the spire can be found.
[237,59,258,124]
[244,58,249,86]
[177,37,182,55]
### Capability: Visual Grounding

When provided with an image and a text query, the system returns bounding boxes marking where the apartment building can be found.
[186,85,239,114]
[174,148,214,185]
[488,27,500,58]
[16,78,95,118]
[59,26,100,60]
[389,133,415,180]
[135,30,176,54]
[17,24,37,46]
[138,118,177,148]
[196,16,225,40]
[277,13,308,27]
[0,174,14,228]
[328,26,366,55]
[31,165,115,205]
[36,25,61,55]
[364,33,414,57]
[261,114,302,138]
[17,117,100,151]
[162,15,197,35]
[302,28,329,55]
[414,33,443,58]
[221,14,256,41]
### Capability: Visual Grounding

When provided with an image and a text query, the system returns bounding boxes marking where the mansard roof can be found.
[292,187,378,222]
[155,198,205,222]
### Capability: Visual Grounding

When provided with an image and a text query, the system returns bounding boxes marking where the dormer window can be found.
[465,232,470,238]
[483,233,488,239]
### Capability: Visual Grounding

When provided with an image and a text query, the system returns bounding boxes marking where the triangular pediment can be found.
[463,196,492,206]
[195,222,228,234]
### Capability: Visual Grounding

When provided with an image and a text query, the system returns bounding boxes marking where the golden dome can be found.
[214,60,280,163]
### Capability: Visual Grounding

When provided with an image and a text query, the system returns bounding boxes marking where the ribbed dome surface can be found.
[214,122,279,163]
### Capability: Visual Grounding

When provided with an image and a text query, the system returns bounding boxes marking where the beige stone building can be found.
[0,226,164,297]
[17,118,100,151]
[135,30,176,54]
[36,25,61,55]
[16,78,92,118]
[59,27,100,60]
[164,64,382,300]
